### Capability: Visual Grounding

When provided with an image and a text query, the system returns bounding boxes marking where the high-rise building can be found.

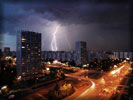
[75,41,88,66]
[0,49,1,72]
[113,52,120,59]
[129,52,133,59]
[124,52,129,59]
[4,47,11,57]
[42,51,48,60]
[0,49,1,60]
[17,31,42,80]
[66,51,74,62]
[61,51,67,62]
[57,51,62,61]
[120,52,124,59]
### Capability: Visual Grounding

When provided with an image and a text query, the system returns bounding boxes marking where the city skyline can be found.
[1,0,130,51]
[0,1,133,100]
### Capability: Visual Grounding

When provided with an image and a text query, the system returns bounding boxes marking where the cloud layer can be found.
[1,0,130,51]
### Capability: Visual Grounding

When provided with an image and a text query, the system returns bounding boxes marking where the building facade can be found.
[42,51,75,62]
[75,41,88,66]
[0,49,1,60]
[113,51,133,59]
[17,31,42,80]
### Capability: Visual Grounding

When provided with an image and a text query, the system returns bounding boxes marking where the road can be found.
[20,69,89,100]
[20,62,130,100]
[64,62,130,100]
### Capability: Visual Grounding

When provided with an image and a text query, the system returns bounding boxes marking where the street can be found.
[19,62,130,100]
[64,62,130,100]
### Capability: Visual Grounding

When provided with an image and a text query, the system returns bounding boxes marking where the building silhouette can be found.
[75,41,88,66]
[4,47,11,57]
[17,31,42,80]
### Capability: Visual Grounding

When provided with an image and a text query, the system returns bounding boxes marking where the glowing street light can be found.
[101,78,105,84]
[17,76,21,81]
[53,60,58,64]
[46,67,50,71]
[129,67,133,71]
[1,86,7,90]
[1,85,9,96]
[47,62,51,64]
[114,65,117,68]
[126,58,130,60]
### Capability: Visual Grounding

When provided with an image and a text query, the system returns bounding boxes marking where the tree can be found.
[68,60,76,66]
[8,59,12,64]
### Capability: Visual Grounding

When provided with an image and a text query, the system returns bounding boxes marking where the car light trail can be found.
[111,65,125,75]
[74,80,95,100]
[51,25,60,51]
[90,80,95,89]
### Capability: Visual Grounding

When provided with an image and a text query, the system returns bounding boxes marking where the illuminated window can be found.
[22,62,25,64]
[22,37,26,40]
[22,46,25,48]
[27,45,29,47]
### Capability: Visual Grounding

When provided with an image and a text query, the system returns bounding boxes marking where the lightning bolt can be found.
[51,25,60,51]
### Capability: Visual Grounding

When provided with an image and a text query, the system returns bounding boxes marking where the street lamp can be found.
[17,76,22,81]
[1,85,9,96]
[101,78,105,84]
[1,86,7,90]
[46,67,50,71]
[126,58,130,60]
[114,65,117,68]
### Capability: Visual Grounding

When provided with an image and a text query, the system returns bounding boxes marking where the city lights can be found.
[0,1,132,100]
[111,65,124,75]
[101,78,105,84]
[114,65,117,68]
[46,68,50,71]
[1,86,7,90]
[90,80,95,89]
[17,76,21,81]
[126,58,130,60]
[53,60,58,64]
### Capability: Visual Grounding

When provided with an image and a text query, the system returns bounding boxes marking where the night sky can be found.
[0,0,130,51]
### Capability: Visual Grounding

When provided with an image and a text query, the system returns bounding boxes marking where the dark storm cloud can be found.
[25,2,129,25]
[1,0,130,51]
[2,2,129,32]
